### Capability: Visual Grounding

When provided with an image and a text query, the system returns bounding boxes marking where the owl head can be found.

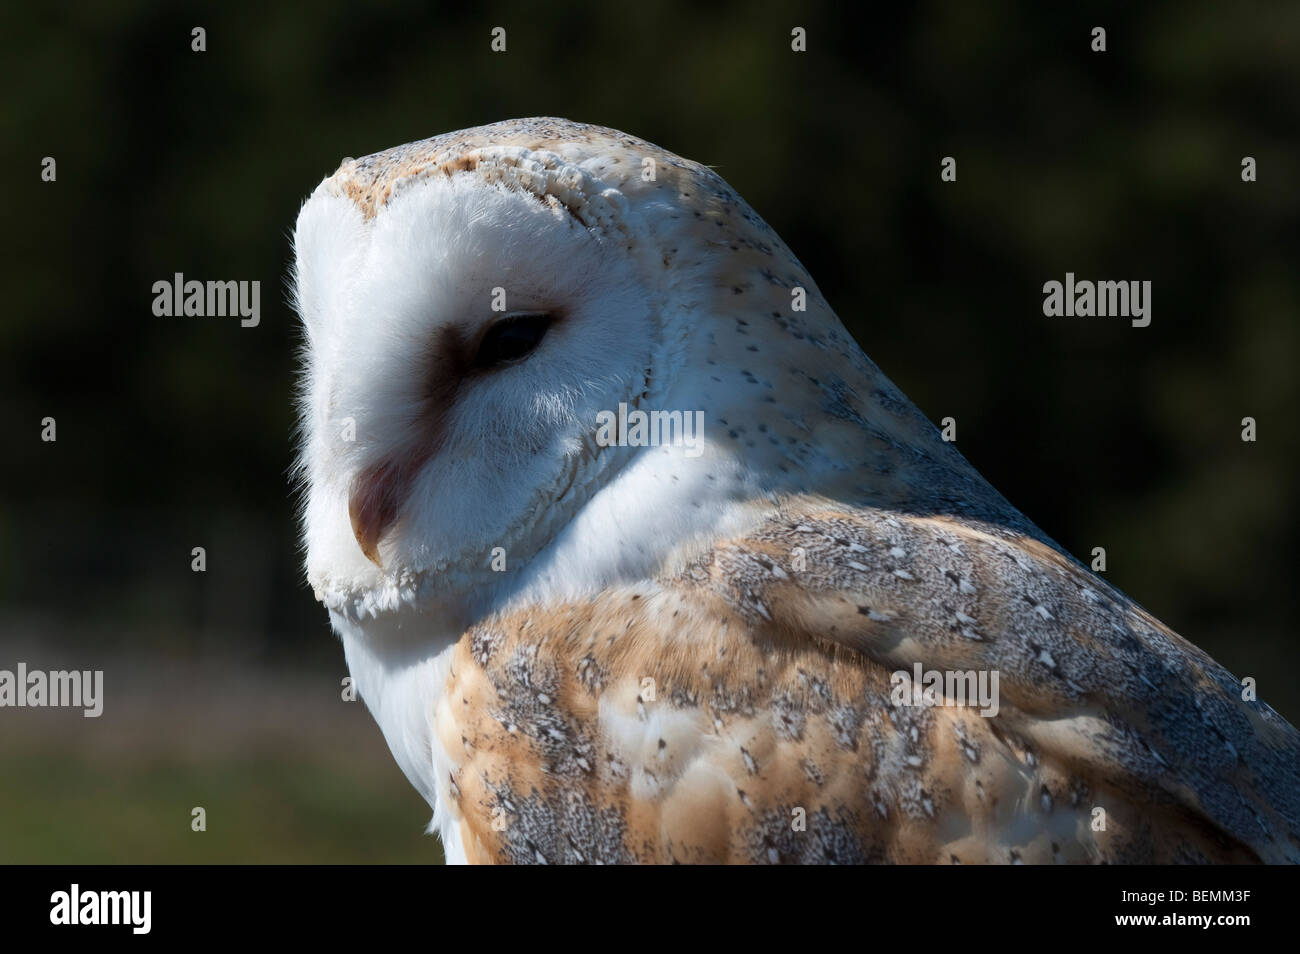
[292,118,931,629]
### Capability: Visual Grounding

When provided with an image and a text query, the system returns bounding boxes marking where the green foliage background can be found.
[1,1,1296,862]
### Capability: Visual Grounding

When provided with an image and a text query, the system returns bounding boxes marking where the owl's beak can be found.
[348,461,405,568]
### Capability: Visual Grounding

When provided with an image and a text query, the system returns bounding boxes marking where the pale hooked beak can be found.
[347,460,408,568]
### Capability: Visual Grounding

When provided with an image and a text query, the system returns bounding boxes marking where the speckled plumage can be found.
[292,118,1300,864]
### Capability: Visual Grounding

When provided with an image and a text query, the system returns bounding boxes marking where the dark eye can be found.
[472,312,552,369]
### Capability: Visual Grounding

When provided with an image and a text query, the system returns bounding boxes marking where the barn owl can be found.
[292,118,1300,864]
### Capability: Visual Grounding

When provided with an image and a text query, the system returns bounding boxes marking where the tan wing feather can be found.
[434,500,1297,863]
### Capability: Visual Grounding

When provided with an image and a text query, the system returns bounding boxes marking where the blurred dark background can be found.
[1,0,1296,861]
